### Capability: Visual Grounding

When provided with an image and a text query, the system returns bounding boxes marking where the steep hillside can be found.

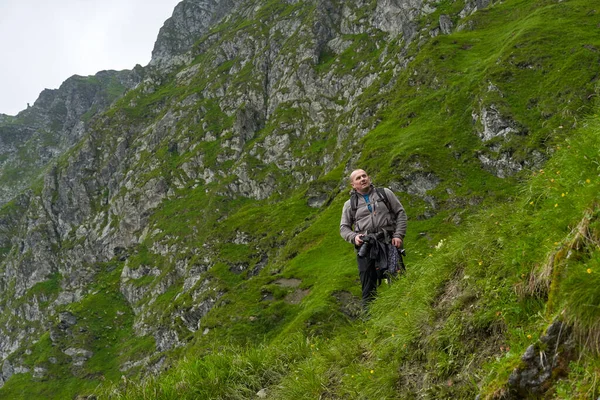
[0,0,598,398]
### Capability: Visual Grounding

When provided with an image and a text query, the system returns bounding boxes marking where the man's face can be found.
[350,169,371,193]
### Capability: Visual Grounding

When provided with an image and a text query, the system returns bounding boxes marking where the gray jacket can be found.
[340,186,407,244]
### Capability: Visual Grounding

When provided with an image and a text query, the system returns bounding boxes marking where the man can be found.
[340,169,407,308]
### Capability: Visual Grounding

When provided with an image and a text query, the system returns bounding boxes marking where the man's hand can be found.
[354,235,364,246]
[392,237,403,248]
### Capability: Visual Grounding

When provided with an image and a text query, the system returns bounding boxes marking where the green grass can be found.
[26,273,62,302]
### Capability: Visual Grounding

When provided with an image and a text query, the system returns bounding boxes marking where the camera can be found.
[357,234,376,258]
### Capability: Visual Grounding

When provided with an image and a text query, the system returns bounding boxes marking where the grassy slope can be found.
[2,0,600,398]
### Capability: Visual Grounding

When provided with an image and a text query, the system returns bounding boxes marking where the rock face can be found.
[149,0,245,70]
[373,0,435,38]
[507,321,574,398]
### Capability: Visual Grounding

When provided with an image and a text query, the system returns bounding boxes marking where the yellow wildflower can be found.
[527,334,532,339]
[587,268,592,274]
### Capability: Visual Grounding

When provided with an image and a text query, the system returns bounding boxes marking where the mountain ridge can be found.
[0,68,144,207]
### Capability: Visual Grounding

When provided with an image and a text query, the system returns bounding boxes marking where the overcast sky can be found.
[0,0,182,116]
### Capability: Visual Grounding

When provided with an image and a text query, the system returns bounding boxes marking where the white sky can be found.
[0,0,182,116]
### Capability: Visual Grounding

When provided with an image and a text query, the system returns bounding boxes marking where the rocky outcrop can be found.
[373,0,435,39]
[475,105,520,142]
[507,321,574,398]
[460,0,492,18]
[149,0,245,70]
[63,348,94,367]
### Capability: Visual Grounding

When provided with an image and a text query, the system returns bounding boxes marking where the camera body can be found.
[357,234,376,257]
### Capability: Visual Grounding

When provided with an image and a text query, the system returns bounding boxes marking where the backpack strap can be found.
[375,187,392,215]
[350,191,359,225]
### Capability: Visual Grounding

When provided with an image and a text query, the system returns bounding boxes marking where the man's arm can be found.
[340,201,359,244]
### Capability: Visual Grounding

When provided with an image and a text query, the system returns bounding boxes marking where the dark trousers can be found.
[357,255,378,308]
